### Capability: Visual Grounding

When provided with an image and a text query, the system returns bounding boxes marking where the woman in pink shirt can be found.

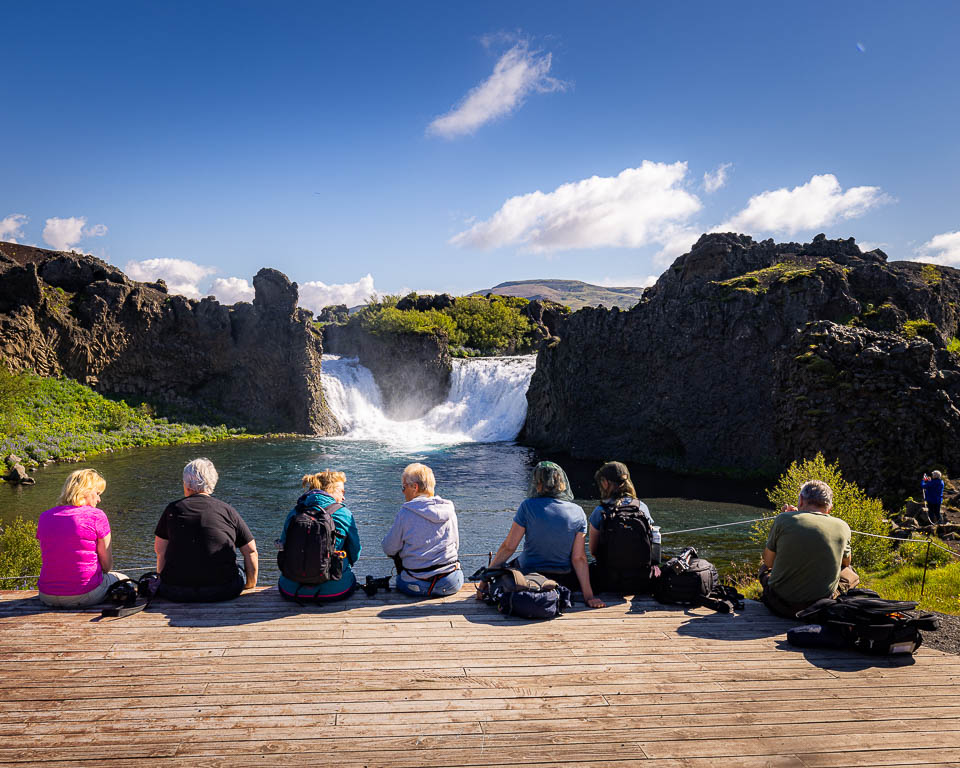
[36,469,127,607]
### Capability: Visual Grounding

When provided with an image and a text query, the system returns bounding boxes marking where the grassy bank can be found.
[0,368,254,471]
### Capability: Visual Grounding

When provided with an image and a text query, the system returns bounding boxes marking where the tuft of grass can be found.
[860,560,960,615]
[0,370,253,469]
[0,517,41,590]
[901,319,939,342]
[947,337,960,356]
[921,263,942,286]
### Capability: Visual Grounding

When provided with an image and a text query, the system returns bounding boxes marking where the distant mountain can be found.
[470,279,646,311]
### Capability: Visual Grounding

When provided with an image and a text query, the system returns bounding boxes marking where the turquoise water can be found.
[0,437,770,582]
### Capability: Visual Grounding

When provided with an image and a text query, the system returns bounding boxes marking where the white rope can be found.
[3,519,957,582]
[661,518,767,536]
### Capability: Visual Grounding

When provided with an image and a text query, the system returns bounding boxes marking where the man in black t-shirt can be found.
[154,458,259,602]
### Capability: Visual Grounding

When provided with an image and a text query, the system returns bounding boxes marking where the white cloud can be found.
[299,274,376,312]
[653,226,701,266]
[451,161,702,253]
[596,275,658,288]
[915,231,960,266]
[210,276,255,305]
[42,216,109,251]
[703,163,732,193]
[427,40,567,139]
[715,174,888,236]
[124,257,217,299]
[856,240,887,253]
[0,213,27,243]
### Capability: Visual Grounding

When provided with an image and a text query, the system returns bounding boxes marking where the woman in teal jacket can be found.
[277,470,361,602]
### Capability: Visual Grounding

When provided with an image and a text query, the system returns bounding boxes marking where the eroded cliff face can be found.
[0,243,340,435]
[522,233,960,501]
[323,323,452,420]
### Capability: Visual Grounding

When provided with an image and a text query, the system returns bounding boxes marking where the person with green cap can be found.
[481,461,605,608]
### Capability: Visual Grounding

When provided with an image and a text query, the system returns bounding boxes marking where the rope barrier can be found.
[2,518,956,583]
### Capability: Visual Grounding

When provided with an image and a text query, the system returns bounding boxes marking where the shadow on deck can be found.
[1,585,956,767]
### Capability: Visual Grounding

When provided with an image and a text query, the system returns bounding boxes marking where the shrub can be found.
[754,453,893,570]
[446,297,532,353]
[947,337,960,356]
[0,517,41,589]
[901,319,939,342]
[357,306,461,342]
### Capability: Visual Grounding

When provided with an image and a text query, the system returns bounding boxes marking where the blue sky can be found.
[2,1,959,310]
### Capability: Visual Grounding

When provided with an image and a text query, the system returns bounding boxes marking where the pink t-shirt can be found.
[36,505,111,596]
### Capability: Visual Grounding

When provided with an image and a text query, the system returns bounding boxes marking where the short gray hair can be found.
[183,458,218,494]
[799,479,833,509]
[932,470,943,479]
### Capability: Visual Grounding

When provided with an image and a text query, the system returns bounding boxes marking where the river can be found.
[0,355,771,582]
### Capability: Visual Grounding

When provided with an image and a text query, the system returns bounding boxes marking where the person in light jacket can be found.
[382,463,462,598]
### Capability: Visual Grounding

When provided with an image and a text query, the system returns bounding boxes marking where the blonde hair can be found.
[57,469,106,507]
[302,470,346,492]
[402,463,435,496]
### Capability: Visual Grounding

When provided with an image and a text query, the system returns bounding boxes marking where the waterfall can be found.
[320,355,536,445]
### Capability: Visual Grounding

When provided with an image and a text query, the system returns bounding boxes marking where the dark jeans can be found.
[758,564,859,619]
[157,566,246,603]
[928,502,943,525]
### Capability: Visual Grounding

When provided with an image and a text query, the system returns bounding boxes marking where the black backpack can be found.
[597,499,655,592]
[655,556,718,604]
[277,494,344,585]
[792,588,940,655]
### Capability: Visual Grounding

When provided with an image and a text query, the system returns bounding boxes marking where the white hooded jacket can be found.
[381,495,460,578]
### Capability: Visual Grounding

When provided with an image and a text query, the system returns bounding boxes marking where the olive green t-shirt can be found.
[766,509,852,605]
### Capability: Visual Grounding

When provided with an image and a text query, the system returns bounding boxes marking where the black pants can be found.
[928,502,943,525]
[157,566,245,603]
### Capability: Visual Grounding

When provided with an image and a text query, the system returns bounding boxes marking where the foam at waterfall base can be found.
[320,355,535,446]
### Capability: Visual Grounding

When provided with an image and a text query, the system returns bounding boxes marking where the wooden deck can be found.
[0,586,957,768]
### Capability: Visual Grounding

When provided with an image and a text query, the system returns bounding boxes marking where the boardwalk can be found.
[0,585,956,767]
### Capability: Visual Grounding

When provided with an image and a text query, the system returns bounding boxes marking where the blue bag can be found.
[484,568,572,620]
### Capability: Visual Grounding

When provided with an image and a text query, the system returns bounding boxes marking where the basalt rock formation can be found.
[0,243,339,434]
[322,322,452,420]
[523,233,960,502]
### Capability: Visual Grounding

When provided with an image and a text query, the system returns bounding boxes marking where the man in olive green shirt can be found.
[759,479,859,618]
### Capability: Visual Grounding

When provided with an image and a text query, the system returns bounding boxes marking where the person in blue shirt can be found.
[277,470,361,603]
[922,470,945,525]
[482,461,604,608]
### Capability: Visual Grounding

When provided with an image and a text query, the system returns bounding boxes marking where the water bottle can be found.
[651,526,662,564]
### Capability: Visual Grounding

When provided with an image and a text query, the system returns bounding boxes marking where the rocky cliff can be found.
[0,243,339,435]
[522,233,960,502]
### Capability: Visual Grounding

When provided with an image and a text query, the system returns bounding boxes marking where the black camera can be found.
[362,575,392,597]
[664,546,698,575]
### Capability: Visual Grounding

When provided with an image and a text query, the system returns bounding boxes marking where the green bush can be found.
[358,306,461,342]
[901,319,939,342]
[446,297,532,353]
[754,453,892,570]
[349,293,538,355]
[0,517,41,589]
[947,337,960,356]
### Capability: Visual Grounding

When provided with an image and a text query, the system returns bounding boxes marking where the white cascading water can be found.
[320,354,536,445]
